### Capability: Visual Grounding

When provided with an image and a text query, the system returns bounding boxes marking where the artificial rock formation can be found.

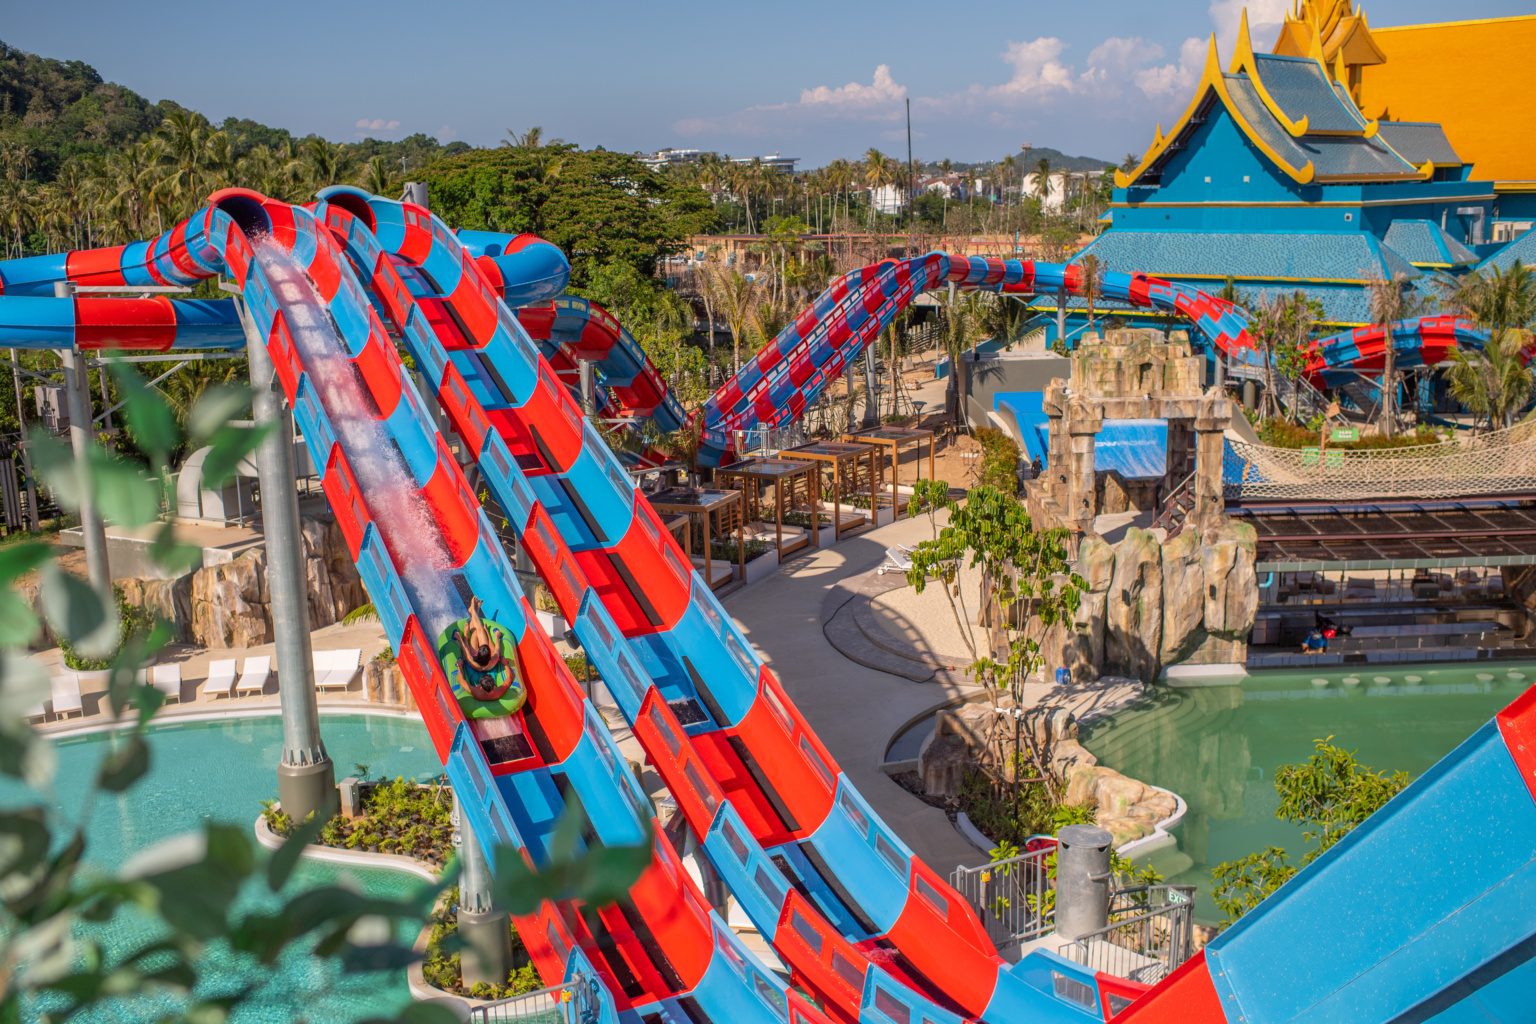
[1105,528,1164,683]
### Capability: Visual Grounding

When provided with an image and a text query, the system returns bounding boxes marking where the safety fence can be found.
[1224,420,1536,502]
[949,844,1054,952]
[468,973,602,1024]
[1060,884,1197,986]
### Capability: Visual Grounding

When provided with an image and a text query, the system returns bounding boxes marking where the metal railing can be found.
[469,972,602,1024]
[1060,885,1197,985]
[1152,470,1196,536]
[949,844,1055,951]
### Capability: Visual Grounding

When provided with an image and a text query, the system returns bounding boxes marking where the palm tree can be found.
[1440,261,1534,335]
[1031,157,1052,206]
[703,265,760,374]
[1447,329,1534,432]
[1077,254,1105,334]
[1365,271,1427,437]
[303,137,356,193]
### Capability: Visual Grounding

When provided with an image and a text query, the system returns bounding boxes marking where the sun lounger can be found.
[878,544,915,576]
[203,659,237,699]
[26,698,49,723]
[151,664,182,703]
[50,672,83,719]
[313,649,361,692]
[236,656,271,697]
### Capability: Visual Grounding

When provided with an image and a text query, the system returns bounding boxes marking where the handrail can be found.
[468,971,602,1023]
[949,845,1055,951]
[1152,469,1197,534]
[1060,884,1197,985]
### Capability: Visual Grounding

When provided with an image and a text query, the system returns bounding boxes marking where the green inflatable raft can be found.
[437,616,527,719]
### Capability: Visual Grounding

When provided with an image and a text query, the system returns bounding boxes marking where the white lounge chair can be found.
[26,698,49,723]
[50,673,83,719]
[313,649,361,692]
[878,544,915,576]
[236,656,271,697]
[151,664,182,704]
[203,659,237,699]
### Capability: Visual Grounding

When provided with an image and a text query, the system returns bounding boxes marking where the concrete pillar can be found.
[238,295,336,824]
[1054,824,1112,940]
[55,341,111,592]
[1056,284,1067,350]
[1043,388,1069,510]
[1194,393,1232,524]
[1066,398,1102,533]
[454,790,511,989]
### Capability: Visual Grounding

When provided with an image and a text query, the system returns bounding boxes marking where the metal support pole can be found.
[454,789,511,988]
[862,343,879,428]
[578,359,596,417]
[54,281,111,592]
[1056,284,1067,350]
[237,292,335,823]
[1054,824,1112,940]
[10,348,39,531]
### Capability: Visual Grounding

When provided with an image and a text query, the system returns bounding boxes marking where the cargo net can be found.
[1224,421,1536,502]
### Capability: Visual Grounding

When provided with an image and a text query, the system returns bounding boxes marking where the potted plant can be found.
[58,584,150,695]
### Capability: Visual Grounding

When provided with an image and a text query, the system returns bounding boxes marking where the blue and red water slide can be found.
[316,187,1131,1023]
[0,193,814,1024]
[695,254,1494,464]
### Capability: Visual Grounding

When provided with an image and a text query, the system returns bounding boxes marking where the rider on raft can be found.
[441,597,526,717]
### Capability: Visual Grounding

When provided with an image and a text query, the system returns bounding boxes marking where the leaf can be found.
[87,447,162,529]
[26,430,81,511]
[0,542,54,586]
[97,736,149,793]
[40,564,117,657]
[150,523,201,576]
[205,824,256,878]
[109,365,180,459]
[0,808,50,877]
[200,422,276,491]
[0,591,40,649]
[267,811,327,892]
[189,385,253,442]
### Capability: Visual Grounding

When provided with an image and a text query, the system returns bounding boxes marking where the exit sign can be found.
[1331,428,1360,442]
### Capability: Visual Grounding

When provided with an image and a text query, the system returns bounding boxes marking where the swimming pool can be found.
[1080,663,1531,925]
[5,712,444,1022]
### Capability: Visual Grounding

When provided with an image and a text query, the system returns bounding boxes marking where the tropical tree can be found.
[1247,291,1317,421]
[1446,330,1534,432]
[1077,253,1106,334]
[1031,157,1052,205]
[1364,271,1428,437]
[702,265,760,374]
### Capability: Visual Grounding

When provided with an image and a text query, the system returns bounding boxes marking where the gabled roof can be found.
[1382,220,1479,267]
[1117,12,1424,189]
[1478,226,1536,273]
[1373,121,1463,167]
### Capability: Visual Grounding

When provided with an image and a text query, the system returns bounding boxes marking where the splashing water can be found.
[253,238,460,638]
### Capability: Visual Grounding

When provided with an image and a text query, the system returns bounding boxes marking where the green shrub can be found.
[974,427,1020,491]
[1257,419,1444,451]
[422,886,544,999]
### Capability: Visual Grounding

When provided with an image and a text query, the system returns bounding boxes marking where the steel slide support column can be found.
[579,359,596,416]
[454,788,511,987]
[1054,824,1112,940]
[238,295,336,823]
[11,348,40,531]
[1056,283,1067,349]
[54,284,110,592]
[862,343,880,427]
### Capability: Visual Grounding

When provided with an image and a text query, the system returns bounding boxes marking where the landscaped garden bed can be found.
[262,774,453,866]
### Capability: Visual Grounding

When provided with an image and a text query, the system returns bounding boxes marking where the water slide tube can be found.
[0,194,813,1024]
[337,188,1139,1024]
[0,294,242,350]
[699,254,1497,465]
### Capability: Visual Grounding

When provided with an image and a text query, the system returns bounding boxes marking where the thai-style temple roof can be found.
[1273,1,1387,74]
[1116,12,1425,189]
[1478,229,1536,274]
[1381,220,1479,268]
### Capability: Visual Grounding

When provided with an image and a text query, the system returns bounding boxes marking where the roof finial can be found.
[1232,7,1255,73]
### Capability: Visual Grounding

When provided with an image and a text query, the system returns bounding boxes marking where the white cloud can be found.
[438,125,458,141]
[1083,37,1165,88]
[994,38,1076,96]
[1135,37,1207,97]
[800,64,905,109]
[355,118,400,131]
[1209,0,1289,56]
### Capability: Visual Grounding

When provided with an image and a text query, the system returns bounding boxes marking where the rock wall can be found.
[24,516,367,651]
[1044,517,1257,684]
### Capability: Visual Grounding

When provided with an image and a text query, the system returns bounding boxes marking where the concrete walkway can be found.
[721,510,994,873]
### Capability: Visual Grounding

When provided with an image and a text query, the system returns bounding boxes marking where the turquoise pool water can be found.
[1080,662,1532,925]
[4,713,443,1022]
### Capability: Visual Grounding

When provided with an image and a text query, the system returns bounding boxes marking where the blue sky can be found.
[7,0,1527,167]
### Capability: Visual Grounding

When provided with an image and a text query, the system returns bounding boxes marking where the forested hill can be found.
[0,39,469,184]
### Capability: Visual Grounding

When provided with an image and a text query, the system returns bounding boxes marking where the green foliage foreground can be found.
[1211,737,1413,926]
[0,377,648,1021]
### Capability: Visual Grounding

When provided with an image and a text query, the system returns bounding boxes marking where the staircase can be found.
[1152,471,1196,538]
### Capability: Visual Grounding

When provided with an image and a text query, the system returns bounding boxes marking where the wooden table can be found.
[780,441,880,542]
[843,426,935,520]
[716,456,820,562]
[645,486,745,590]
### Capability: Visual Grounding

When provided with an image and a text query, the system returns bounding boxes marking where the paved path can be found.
[721,511,994,873]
